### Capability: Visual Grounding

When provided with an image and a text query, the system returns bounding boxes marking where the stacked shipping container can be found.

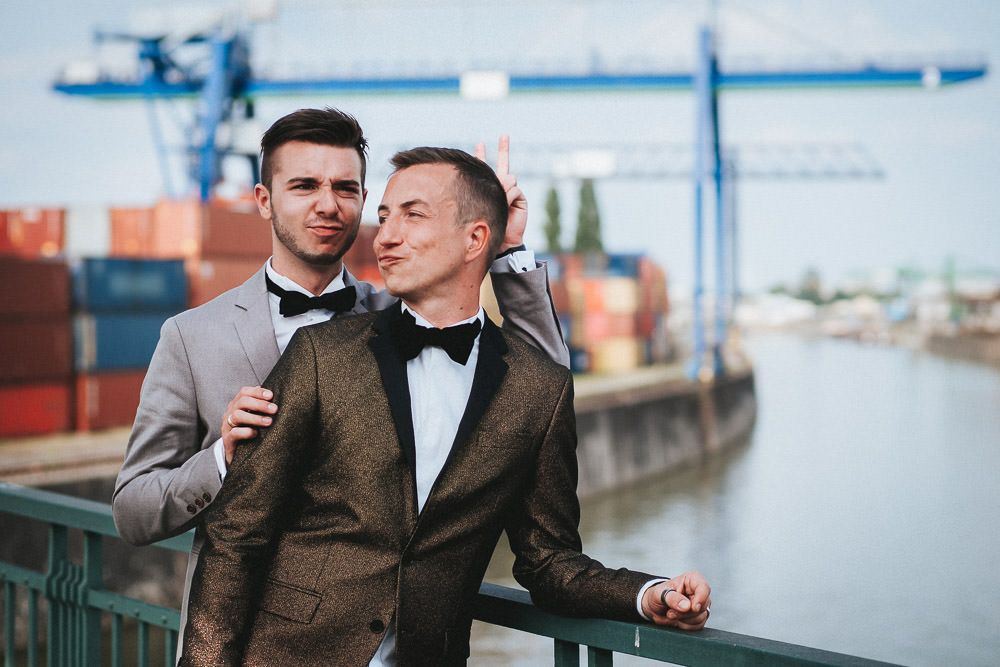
[545,253,671,374]
[110,198,271,306]
[0,198,275,438]
[0,259,74,436]
[72,258,188,430]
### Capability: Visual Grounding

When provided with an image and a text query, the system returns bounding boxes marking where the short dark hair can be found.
[260,107,368,189]
[389,147,508,259]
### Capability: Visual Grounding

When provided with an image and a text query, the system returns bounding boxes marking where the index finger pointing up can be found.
[497,135,510,176]
[474,142,487,162]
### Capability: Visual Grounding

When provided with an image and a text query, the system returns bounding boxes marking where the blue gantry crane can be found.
[52,10,988,378]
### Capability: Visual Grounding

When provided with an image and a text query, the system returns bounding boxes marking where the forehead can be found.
[271,141,362,181]
[380,164,457,208]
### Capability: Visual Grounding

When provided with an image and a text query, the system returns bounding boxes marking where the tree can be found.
[574,178,603,253]
[543,185,561,253]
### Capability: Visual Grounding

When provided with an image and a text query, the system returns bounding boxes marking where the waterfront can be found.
[475,334,1000,666]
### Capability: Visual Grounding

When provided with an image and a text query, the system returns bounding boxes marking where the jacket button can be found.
[203,492,212,502]
[195,498,204,508]
[186,505,197,514]
[369,619,385,633]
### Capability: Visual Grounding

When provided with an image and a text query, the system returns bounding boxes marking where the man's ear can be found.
[465,220,491,264]
[254,183,271,219]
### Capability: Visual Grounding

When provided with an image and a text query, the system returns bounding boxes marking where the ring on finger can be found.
[226,414,236,428]
[659,587,676,607]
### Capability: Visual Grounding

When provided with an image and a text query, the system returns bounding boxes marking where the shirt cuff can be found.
[636,578,669,620]
[490,248,536,274]
[213,438,228,481]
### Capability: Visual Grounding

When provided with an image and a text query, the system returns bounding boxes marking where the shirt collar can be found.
[401,302,485,330]
[265,258,346,296]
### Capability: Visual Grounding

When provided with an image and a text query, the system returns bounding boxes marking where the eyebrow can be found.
[286,176,361,189]
[378,198,429,213]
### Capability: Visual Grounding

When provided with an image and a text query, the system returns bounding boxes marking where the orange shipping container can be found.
[0,208,65,258]
[150,199,201,258]
[109,207,156,257]
[75,370,146,431]
[187,257,266,307]
[343,223,379,273]
[573,312,637,347]
[0,382,72,437]
[201,202,272,258]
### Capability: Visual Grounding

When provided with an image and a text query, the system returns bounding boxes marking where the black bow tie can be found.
[265,274,357,317]
[390,309,482,365]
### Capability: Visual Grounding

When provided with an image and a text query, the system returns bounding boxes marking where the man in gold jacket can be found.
[180,147,712,666]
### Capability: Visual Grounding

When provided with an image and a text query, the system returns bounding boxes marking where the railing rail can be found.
[0,482,898,666]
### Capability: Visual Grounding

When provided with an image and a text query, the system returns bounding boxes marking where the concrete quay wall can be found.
[575,367,757,497]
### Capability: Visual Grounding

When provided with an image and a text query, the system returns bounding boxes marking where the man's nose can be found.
[375,216,401,247]
[315,184,339,217]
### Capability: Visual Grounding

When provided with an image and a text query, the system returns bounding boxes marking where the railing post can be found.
[46,525,67,667]
[81,531,103,665]
[587,645,614,666]
[554,638,580,666]
[4,581,15,667]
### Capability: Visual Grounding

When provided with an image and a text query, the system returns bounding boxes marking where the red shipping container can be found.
[0,318,73,383]
[187,257,265,307]
[75,369,146,431]
[0,258,70,316]
[201,202,272,258]
[0,382,72,437]
[0,208,65,258]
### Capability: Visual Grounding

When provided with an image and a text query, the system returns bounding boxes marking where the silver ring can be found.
[226,414,236,428]
[706,607,711,617]
[659,587,676,607]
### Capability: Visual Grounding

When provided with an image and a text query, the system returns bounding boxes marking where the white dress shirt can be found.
[369,303,484,667]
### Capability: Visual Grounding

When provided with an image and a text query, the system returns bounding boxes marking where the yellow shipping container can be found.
[589,336,643,374]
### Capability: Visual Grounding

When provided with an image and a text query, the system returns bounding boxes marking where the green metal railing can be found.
[1,482,897,666]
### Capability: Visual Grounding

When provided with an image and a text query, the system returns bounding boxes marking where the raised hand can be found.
[475,135,527,252]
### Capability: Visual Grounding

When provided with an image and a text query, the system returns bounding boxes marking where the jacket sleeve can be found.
[505,373,657,622]
[490,260,570,369]
[179,328,319,666]
[112,317,223,545]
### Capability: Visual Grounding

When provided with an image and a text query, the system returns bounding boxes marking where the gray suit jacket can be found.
[112,262,567,648]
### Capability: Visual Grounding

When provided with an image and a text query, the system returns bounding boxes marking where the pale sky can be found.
[2,0,998,292]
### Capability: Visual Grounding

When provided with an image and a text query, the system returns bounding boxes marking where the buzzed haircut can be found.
[260,107,369,189]
[390,147,508,258]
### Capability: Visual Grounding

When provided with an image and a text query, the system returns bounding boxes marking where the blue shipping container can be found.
[74,258,188,312]
[74,311,178,371]
[605,253,642,278]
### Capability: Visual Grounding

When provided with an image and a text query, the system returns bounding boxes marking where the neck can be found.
[404,288,481,329]
[270,256,343,296]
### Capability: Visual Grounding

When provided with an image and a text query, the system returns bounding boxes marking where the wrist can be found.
[495,243,526,260]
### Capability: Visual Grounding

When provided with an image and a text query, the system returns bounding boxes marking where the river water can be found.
[472,334,1000,666]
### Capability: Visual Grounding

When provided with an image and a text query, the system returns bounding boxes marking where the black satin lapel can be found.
[450,318,509,454]
[368,304,416,474]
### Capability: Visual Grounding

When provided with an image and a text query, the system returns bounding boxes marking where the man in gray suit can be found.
[112,108,568,641]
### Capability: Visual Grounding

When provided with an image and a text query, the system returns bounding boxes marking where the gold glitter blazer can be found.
[179,303,656,666]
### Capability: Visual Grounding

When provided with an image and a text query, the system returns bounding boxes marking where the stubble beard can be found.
[271,210,359,267]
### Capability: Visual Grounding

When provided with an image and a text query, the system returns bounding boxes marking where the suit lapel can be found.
[232,266,280,384]
[450,317,509,458]
[368,303,417,475]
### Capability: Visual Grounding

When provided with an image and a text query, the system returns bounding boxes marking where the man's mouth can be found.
[307,224,344,238]
[377,254,404,267]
